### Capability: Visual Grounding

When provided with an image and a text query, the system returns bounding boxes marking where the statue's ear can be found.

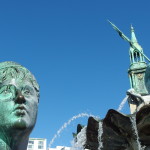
[145,65,150,94]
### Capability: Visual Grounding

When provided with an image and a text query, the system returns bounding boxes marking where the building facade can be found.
[27,138,47,150]
[49,146,71,150]
[48,146,89,150]
[27,138,88,150]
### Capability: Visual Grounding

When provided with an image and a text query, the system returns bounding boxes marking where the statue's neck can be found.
[0,139,10,150]
[0,129,29,150]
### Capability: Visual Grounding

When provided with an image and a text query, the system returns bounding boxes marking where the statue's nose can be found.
[15,91,26,104]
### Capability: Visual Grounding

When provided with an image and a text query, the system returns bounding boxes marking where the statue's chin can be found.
[13,118,28,130]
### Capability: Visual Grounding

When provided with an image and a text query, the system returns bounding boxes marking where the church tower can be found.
[109,21,150,113]
[128,25,148,95]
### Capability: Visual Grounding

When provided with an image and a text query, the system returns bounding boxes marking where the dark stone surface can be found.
[76,105,150,150]
[85,117,99,150]
[136,105,150,147]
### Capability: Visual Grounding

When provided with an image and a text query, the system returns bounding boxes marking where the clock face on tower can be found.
[137,73,143,80]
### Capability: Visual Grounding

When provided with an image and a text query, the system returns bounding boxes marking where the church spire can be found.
[131,25,138,43]
[129,25,144,64]
[108,20,150,62]
[109,21,150,114]
[109,21,149,95]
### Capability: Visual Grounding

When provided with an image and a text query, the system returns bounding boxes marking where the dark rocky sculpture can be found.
[0,61,39,150]
[84,107,150,150]
[75,94,150,149]
[77,104,150,150]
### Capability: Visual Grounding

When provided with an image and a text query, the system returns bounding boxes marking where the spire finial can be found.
[131,24,134,30]
[131,25,138,43]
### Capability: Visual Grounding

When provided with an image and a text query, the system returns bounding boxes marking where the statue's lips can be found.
[13,105,27,116]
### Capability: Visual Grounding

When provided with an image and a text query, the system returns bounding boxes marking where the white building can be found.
[49,146,71,150]
[48,146,89,150]
[27,138,47,150]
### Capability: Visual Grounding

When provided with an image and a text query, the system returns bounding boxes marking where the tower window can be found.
[133,51,141,62]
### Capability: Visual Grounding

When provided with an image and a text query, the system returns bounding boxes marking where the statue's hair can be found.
[0,61,40,99]
[145,64,150,94]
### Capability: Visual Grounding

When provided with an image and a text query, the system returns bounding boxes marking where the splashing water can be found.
[49,113,98,148]
[117,95,128,111]
[130,116,142,150]
[98,121,103,150]
[73,126,87,149]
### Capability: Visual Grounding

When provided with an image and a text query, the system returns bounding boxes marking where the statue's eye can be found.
[24,90,31,95]
[0,85,16,96]
[3,90,10,94]
[0,87,11,95]
[23,88,33,96]
[0,85,13,100]
[22,86,34,97]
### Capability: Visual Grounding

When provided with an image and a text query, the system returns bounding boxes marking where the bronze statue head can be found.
[0,61,40,150]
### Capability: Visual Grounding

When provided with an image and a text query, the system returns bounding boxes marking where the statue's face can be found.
[0,78,38,130]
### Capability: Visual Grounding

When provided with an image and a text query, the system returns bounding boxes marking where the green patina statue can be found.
[108,21,150,114]
[0,61,39,150]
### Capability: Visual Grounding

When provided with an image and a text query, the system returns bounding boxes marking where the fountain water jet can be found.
[98,121,103,150]
[117,95,129,112]
[49,113,99,148]
[130,115,142,150]
[73,126,87,149]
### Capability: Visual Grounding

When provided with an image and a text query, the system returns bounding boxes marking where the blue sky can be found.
[0,0,150,148]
